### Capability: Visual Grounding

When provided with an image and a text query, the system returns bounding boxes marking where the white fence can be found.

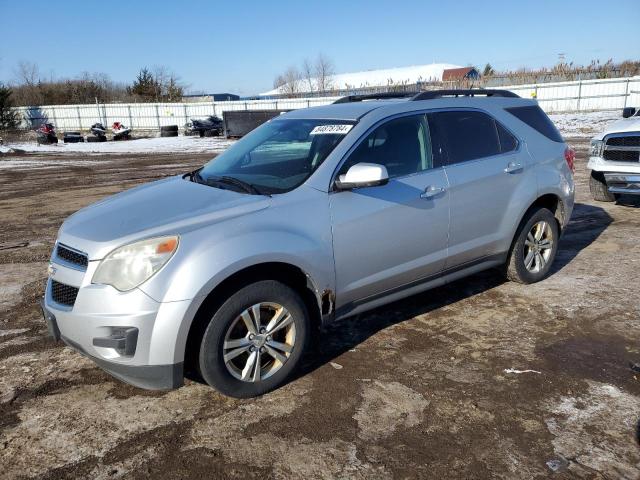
[14,76,640,132]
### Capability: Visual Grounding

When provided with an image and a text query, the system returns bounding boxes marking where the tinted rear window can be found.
[496,122,518,153]
[505,105,563,143]
[429,110,501,164]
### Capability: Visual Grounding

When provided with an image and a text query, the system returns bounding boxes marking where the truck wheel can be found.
[160,130,178,137]
[504,208,559,284]
[160,125,178,133]
[198,280,310,398]
[589,170,617,202]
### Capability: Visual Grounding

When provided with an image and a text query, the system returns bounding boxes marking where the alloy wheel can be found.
[524,220,553,273]
[222,302,296,382]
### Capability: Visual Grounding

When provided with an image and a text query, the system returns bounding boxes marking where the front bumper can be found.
[42,251,195,390]
[588,156,640,195]
[40,296,184,390]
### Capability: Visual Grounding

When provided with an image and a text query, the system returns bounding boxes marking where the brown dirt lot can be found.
[0,141,639,479]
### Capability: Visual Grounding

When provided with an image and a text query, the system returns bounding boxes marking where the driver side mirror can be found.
[622,107,636,118]
[334,163,389,190]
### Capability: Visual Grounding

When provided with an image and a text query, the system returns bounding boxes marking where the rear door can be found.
[329,113,450,310]
[429,109,530,268]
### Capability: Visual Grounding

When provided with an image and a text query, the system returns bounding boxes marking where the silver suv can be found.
[41,90,575,398]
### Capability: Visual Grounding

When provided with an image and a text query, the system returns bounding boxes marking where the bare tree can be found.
[302,58,315,93]
[314,54,335,93]
[278,66,301,95]
[15,61,40,87]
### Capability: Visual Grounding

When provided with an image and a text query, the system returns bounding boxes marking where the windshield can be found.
[197,118,354,194]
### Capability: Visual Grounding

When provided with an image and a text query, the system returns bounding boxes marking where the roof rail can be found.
[333,92,419,104]
[411,89,519,101]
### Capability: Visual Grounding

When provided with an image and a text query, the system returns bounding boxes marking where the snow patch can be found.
[0,135,235,155]
[549,110,620,138]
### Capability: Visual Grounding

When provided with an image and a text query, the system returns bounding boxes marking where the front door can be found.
[329,113,450,311]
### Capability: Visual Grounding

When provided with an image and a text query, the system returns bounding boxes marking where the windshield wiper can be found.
[206,175,266,195]
[187,169,268,196]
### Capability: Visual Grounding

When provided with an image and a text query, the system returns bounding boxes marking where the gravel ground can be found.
[0,140,639,479]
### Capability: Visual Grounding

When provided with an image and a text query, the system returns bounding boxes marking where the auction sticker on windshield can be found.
[310,124,353,135]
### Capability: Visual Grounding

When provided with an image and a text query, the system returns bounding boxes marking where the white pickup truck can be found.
[588,107,640,201]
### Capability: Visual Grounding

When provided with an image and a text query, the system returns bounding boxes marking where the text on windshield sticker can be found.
[310,124,353,135]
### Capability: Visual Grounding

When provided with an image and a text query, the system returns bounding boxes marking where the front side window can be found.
[197,119,353,194]
[338,114,433,179]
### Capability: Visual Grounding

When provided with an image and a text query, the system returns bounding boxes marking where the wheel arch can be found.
[515,193,567,238]
[182,261,327,375]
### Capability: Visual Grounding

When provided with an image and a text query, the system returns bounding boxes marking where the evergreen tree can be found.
[128,68,158,101]
[0,84,20,130]
[482,63,495,77]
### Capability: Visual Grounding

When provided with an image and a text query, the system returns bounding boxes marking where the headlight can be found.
[590,139,604,157]
[92,236,179,291]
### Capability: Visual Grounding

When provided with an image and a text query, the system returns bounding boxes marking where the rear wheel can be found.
[198,280,309,398]
[505,208,559,284]
[589,170,617,202]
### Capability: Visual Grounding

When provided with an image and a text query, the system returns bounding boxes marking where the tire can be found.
[87,135,105,143]
[160,125,179,133]
[160,130,178,137]
[198,280,310,398]
[589,170,617,202]
[504,208,560,284]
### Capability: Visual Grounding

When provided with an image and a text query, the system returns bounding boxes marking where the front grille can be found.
[604,150,640,162]
[56,244,88,268]
[606,136,640,147]
[604,134,640,162]
[51,280,79,307]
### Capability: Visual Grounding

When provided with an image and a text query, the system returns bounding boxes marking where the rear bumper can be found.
[40,298,183,390]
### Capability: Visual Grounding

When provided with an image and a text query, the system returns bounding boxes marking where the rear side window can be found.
[505,105,563,143]
[429,110,501,164]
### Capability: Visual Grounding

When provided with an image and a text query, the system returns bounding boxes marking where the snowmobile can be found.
[185,115,223,137]
[88,123,108,142]
[111,121,132,140]
[36,123,58,145]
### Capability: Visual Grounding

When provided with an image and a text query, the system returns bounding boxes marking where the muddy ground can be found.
[0,140,639,479]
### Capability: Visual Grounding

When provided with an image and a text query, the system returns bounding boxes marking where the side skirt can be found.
[333,253,507,321]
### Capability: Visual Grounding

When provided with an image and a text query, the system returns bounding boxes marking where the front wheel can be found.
[589,170,617,202]
[198,280,310,398]
[504,208,559,284]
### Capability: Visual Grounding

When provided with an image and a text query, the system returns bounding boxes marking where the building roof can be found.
[260,63,462,96]
[442,67,478,81]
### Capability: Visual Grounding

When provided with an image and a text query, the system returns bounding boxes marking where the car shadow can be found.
[295,201,613,382]
[548,202,613,275]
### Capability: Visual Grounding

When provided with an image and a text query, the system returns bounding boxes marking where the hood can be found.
[596,116,640,139]
[59,176,270,260]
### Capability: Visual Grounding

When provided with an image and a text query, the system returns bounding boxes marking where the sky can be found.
[0,0,638,96]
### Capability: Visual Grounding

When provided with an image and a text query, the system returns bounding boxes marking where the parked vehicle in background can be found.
[185,115,224,137]
[88,123,108,143]
[36,123,58,145]
[41,90,574,398]
[588,106,640,201]
[112,121,132,140]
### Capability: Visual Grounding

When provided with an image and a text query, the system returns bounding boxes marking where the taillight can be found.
[564,146,576,173]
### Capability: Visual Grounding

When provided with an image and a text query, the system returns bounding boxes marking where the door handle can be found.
[504,162,523,174]
[420,186,446,199]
